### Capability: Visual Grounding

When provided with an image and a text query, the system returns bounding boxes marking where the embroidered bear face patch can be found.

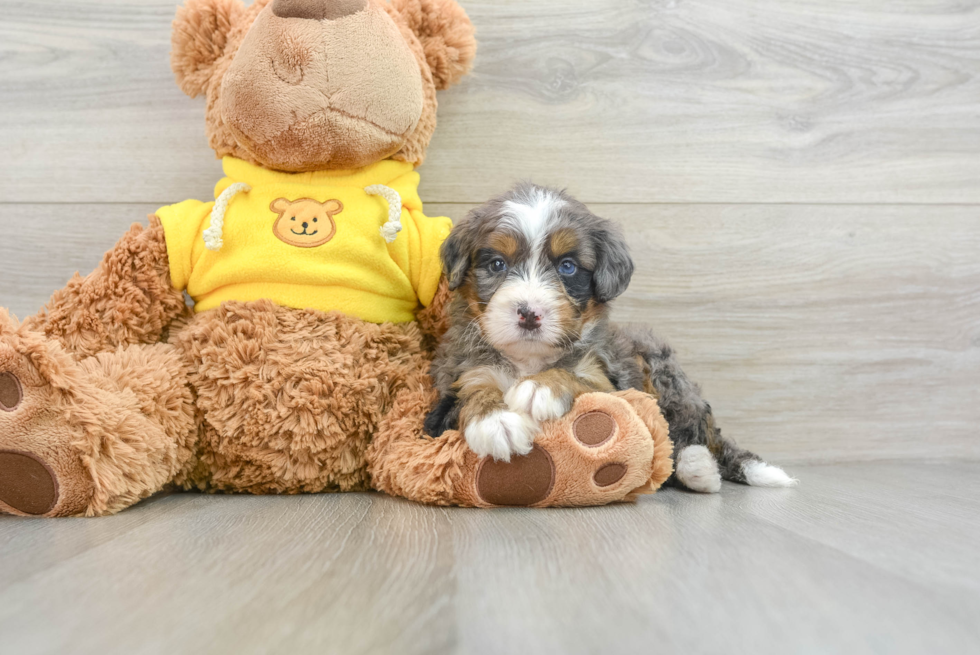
[271,198,343,248]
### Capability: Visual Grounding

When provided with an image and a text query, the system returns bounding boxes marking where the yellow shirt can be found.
[156,157,452,324]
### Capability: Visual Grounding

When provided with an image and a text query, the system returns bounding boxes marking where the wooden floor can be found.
[1,462,978,655]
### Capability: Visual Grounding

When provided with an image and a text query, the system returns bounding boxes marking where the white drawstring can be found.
[203,182,251,251]
[365,184,403,243]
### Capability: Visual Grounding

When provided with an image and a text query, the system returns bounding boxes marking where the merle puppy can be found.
[424,183,795,492]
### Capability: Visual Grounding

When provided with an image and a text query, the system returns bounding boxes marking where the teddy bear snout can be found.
[272,0,367,21]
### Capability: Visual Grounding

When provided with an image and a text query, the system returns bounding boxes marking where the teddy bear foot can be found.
[0,363,93,517]
[0,332,200,518]
[1,369,58,514]
[0,448,59,516]
[457,391,674,508]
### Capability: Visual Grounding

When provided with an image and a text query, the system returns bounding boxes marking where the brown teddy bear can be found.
[0,0,672,517]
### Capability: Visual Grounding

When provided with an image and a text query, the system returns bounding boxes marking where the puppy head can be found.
[442,183,633,361]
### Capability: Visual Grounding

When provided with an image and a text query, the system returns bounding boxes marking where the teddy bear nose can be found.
[272,0,367,20]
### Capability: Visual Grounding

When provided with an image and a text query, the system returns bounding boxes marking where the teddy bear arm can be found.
[370,383,674,508]
[23,216,189,360]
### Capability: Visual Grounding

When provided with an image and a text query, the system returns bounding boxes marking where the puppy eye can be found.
[313,218,318,223]
[290,217,296,221]
[557,259,578,276]
[489,258,508,273]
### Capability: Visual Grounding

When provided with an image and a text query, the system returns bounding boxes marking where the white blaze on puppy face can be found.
[500,187,559,250]
[481,188,568,372]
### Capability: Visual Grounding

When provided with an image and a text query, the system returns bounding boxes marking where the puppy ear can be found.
[171,0,245,98]
[592,220,634,303]
[390,0,477,90]
[323,200,343,214]
[441,217,478,291]
[270,198,290,214]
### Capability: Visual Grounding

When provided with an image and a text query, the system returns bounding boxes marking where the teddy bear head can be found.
[171,0,476,172]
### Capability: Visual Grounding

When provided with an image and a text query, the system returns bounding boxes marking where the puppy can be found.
[425,183,796,492]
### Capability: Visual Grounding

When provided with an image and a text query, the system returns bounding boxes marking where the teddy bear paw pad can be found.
[0,450,59,516]
[570,410,630,486]
[534,394,657,506]
[0,372,23,412]
[0,360,92,517]
[572,410,617,447]
[593,462,628,487]
[475,444,555,506]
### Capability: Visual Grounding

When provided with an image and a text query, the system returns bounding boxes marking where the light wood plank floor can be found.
[2,462,978,655]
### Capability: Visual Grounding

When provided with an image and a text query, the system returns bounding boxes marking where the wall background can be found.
[1,0,977,464]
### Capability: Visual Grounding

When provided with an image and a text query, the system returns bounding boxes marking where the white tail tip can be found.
[742,460,799,487]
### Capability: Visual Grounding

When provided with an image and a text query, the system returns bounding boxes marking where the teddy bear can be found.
[0,0,673,517]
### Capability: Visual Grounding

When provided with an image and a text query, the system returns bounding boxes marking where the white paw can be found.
[464,410,538,462]
[742,460,798,487]
[675,445,722,493]
[504,380,572,423]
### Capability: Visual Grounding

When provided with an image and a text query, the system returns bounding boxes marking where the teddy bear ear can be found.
[171,0,246,98]
[323,200,344,214]
[389,0,477,90]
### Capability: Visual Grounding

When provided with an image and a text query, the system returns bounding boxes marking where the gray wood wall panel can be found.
[3,203,977,464]
[0,0,977,464]
[1,1,978,203]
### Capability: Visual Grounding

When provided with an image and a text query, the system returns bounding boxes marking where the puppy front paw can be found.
[464,410,538,462]
[504,380,572,423]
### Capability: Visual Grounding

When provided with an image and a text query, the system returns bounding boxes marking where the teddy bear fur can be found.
[0,0,673,517]
[172,0,473,170]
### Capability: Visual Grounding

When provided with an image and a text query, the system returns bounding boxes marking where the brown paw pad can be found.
[573,411,616,447]
[0,372,23,412]
[0,451,59,515]
[594,463,627,487]
[476,445,555,507]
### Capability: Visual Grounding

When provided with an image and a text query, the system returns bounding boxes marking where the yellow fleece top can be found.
[156,157,452,324]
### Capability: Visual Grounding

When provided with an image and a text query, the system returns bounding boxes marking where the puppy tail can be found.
[707,418,798,488]
[622,325,797,489]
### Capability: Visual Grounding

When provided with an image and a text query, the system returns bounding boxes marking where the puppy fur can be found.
[425,183,796,492]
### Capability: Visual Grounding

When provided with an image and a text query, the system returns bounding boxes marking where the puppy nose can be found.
[302,222,309,229]
[517,305,542,331]
[272,0,367,20]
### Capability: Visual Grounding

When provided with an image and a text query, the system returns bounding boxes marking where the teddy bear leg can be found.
[369,378,673,508]
[0,314,196,517]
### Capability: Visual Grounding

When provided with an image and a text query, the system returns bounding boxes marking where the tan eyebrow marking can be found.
[488,232,519,258]
[549,228,579,258]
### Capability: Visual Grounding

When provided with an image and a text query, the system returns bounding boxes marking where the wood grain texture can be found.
[2,203,977,463]
[1,0,979,203]
[1,463,979,655]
